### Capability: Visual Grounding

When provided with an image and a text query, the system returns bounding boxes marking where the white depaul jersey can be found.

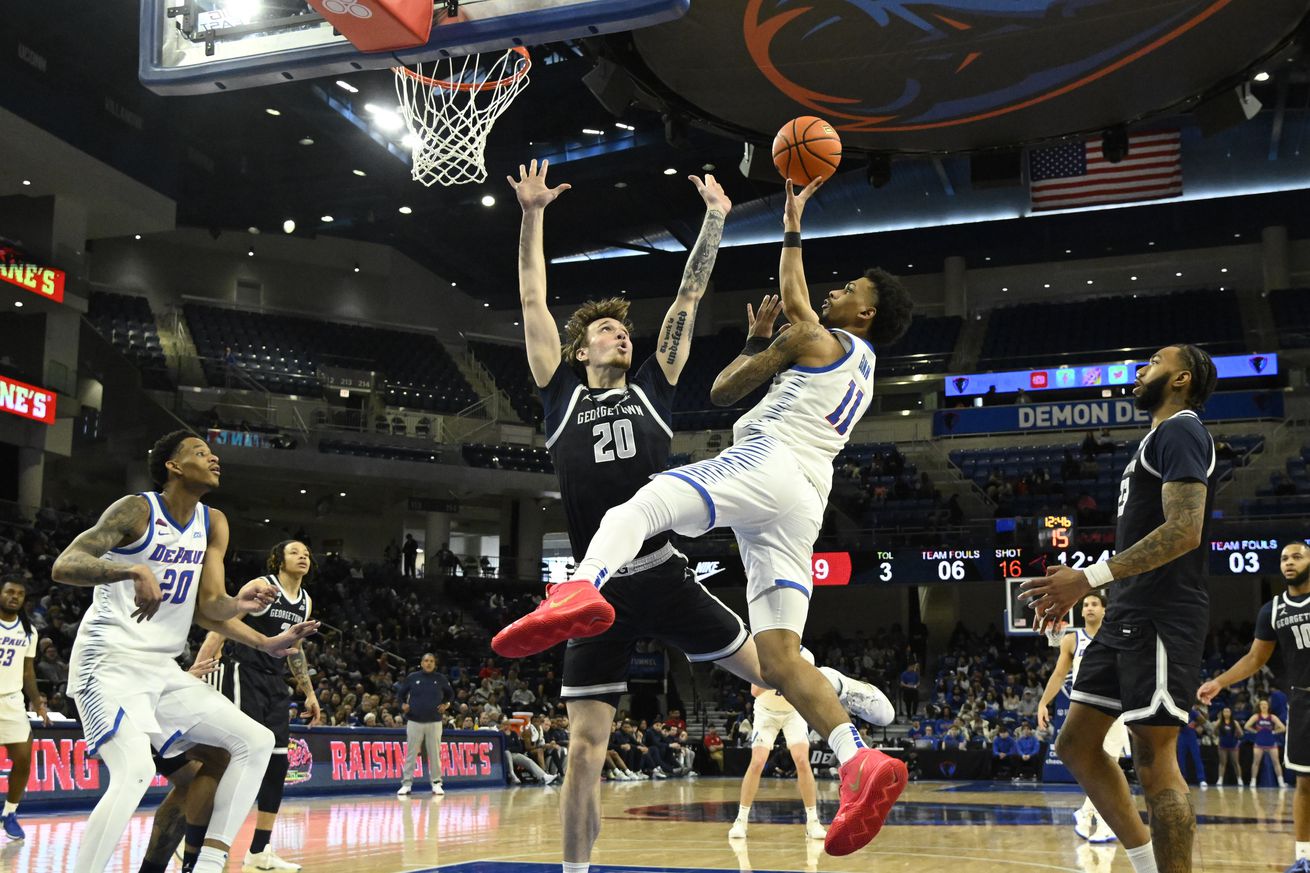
[732,328,876,501]
[0,618,37,696]
[69,492,209,684]
[1070,628,1094,685]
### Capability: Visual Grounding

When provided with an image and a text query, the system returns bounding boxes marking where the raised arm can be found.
[1036,633,1076,730]
[656,175,731,384]
[710,295,841,406]
[507,159,571,387]
[778,178,825,325]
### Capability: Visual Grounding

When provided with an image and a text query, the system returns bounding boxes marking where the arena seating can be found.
[1270,288,1310,348]
[319,438,441,464]
[978,288,1245,369]
[876,315,963,377]
[184,303,478,411]
[468,340,543,426]
[1242,442,1310,516]
[463,443,553,474]
[86,291,173,389]
[829,443,954,531]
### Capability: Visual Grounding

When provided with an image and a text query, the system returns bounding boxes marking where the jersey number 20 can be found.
[593,421,636,463]
[160,569,195,605]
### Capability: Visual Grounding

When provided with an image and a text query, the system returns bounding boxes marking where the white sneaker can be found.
[624,770,640,780]
[805,819,827,840]
[1073,809,1093,841]
[432,783,445,795]
[1086,817,1117,844]
[1280,779,1289,788]
[652,769,668,779]
[1200,781,1209,788]
[824,667,896,726]
[542,773,559,785]
[244,848,302,871]
[728,821,748,840]
[396,783,412,796]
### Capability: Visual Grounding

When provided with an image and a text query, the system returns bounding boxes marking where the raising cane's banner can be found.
[3,724,505,809]
[0,247,65,303]
[0,375,56,424]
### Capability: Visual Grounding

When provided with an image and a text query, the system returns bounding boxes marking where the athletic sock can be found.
[736,804,751,823]
[827,723,867,766]
[192,846,229,873]
[139,861,169,873]
[805,805,819,823]
[563,862,590,873]
[182,822,207,872]
[251,827,272,854]
[2,801,16,817]
[1125,841,1158,873]
[1297,841,1310,860]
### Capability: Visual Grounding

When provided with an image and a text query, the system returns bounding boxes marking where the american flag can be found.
[1028,131,1182,211]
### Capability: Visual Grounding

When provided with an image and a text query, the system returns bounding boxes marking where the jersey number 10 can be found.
[593,421,637,463]
[159,568,195,605]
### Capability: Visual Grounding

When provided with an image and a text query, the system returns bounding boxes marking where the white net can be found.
[393,47,531,187]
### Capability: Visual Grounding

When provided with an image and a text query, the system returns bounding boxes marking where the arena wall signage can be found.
[0,375,56,424]
[5,725,505,809]
[945,353,1279,398]
[933,391,1284,436]
[0,249,65,303]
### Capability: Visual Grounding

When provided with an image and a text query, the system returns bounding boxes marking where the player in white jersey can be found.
[52,430,317,873]
[0,576,50,841]
[1038,591,1132,843]
[495,176,914,857]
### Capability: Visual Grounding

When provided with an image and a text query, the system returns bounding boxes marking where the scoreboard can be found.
[1208,538,1284,576]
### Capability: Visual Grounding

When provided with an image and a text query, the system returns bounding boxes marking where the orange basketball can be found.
[772,116,842,186]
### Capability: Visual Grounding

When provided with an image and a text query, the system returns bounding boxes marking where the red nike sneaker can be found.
[491,580,615,658]
[823,748,907,856]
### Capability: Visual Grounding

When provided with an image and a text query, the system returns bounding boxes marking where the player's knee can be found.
[257,754,289,813]
[231,722,276,763]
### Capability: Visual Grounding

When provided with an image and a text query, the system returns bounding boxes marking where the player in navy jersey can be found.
[51,431,317,873]
[495,175,914,857]
[1199,540,1310,870]
[0,576,49,840]
[1023,344,1219,873]
[491,162,896,873]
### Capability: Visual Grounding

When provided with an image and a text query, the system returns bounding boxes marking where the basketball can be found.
[772,116,842,186]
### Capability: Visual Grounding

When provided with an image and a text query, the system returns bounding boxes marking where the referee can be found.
[1198,540,1310,872]
[396,653,454,796]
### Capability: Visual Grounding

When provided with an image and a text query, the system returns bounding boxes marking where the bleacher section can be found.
[184,303,478,411]
[1270,288,1310,348]
[463,444,552,474]
[978,289,1244,369]
[86,292,173,389]
[1244,442,1310,516]
[951,433,1259,518]
[468,340,542,426]
[829,443,950,530]
[319,438,441,464]
[877,315,963,377]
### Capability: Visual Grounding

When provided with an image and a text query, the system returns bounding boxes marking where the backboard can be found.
[1004,577,1074,637]
[139,0,690,95]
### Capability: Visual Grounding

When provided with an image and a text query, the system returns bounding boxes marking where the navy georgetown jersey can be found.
[1109,409,1216,638]
[1256,592,1310,689]
[225,574,311,675]
[541,357,675,559]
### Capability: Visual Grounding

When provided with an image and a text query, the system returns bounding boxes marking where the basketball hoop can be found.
[393,46,531,187]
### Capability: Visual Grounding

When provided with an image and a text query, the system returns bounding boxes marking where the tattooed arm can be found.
[51,495,151,586]
[710,295,845,406]
[1104,480,1207,578]
[657,175,732,384]
[288,596,321,724]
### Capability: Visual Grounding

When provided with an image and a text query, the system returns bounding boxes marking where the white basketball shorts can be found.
[0,692,32,745]
[751,706,810,748]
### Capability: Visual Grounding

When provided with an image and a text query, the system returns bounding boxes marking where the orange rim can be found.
[393,46,530,92]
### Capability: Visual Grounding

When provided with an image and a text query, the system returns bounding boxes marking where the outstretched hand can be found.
[784,177,824,229]
[689,174,732,215]
[263,620,321,657]
[747,294,789,341]
[507,159,572,211]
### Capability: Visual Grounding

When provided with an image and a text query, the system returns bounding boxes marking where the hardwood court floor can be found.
[1,777,1296,872]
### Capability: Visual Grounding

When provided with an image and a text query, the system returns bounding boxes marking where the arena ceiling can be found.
[1,1,1309,308]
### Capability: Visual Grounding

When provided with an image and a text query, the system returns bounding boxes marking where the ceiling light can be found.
[513,321,520,326]
[298,137,314,146]
[134,234,141,240]
[13,301,22,308]
[398,206,412,215]
[906,264,913,269]
[1064,249,1071,254]
[1220,267,1228,273]
[1175,271,1183,277]
[1234,233,1241,238]
[374,111,404,132]
[336,80,359,93]
[353,262,360,273]
[483,302,490,308]
[247,249,255,257]
[320,215,334,223]
[1130,275,1138,281]
[1147,241,1155,246]
[1086,280,1094,285]
[1254,71,1271,82]
[247,226,260,234]
[339,491,347,497]
[299,489,306,495]
[581,128,604,136]
[282,219,295,233]
[451,281,457,287]
[364,103,379,113]
[1043,283,1051,288]
[614,181,628,189]
[402,132,420,150]
[20,180,30,186]
[264,518,270,524]
[663,167,677,175]
[615,122,635,131]
[352,169,366,177]
[1001,287,1008,292]
[265,108,281,116]
[481,194,496,207]
[702,163,716,172]
[984,256,991,261]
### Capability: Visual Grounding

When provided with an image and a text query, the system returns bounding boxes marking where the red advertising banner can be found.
[0,248,65,303]
[0,375,56,424]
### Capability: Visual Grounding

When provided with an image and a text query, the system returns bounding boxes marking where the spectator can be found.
[36,644,68,691]
[401,534,420,578]
[703,728,724,773]
[500,721,558,785]
[992,726,1015,779]
[1014,726,1042,782]
[395,652,454,796]
[900,662,920,716]
[479,556,494,577]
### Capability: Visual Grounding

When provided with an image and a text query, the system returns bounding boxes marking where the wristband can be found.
[742,336,771,356]
[1084,561,1115,588]
[782,231,802,248]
